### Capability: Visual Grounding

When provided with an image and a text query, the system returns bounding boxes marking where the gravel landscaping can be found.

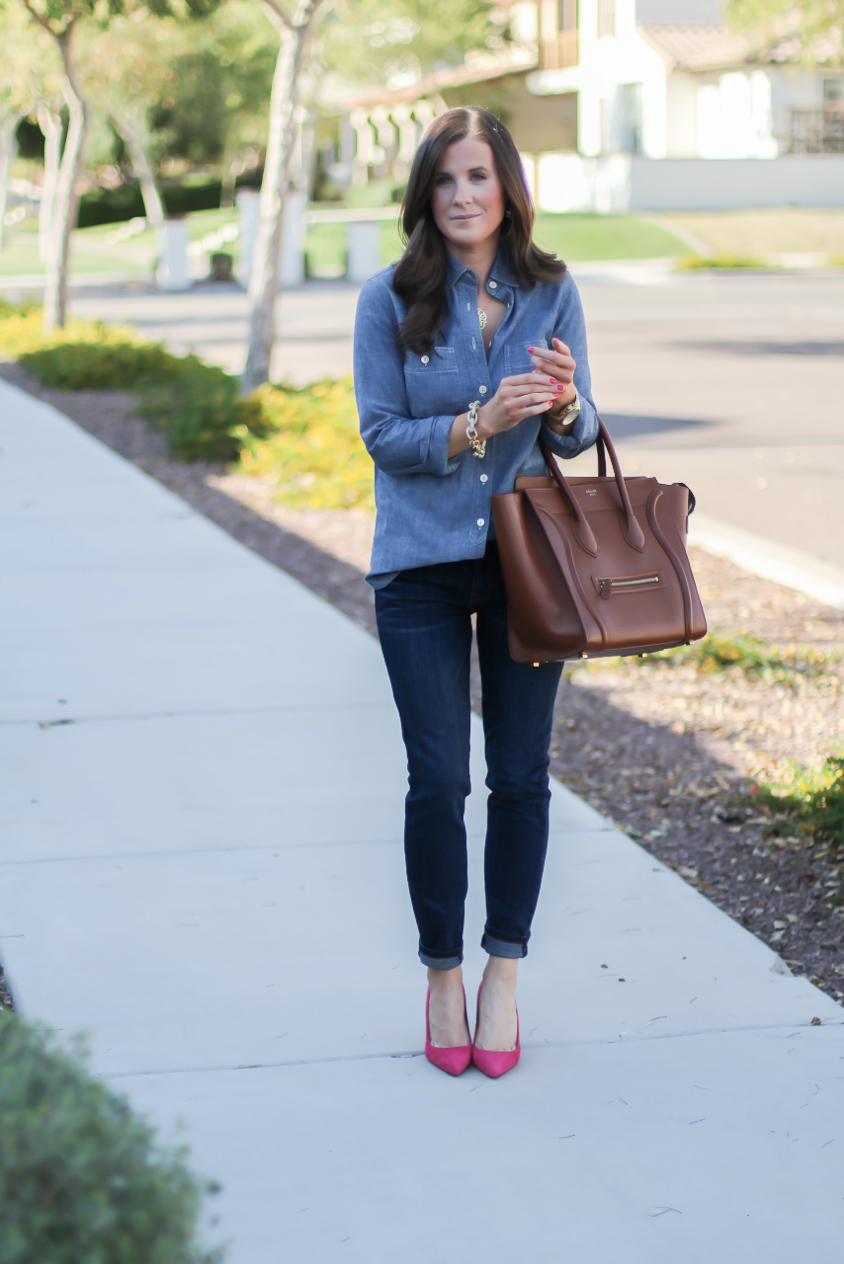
[4,361,843,1007]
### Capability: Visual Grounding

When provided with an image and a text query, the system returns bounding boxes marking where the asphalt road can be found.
[71,267,844,568]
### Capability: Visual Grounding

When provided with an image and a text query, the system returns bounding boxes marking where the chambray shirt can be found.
[354,247,599,588]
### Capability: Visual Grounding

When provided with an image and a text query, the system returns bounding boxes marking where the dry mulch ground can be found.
[3,362,843,1012]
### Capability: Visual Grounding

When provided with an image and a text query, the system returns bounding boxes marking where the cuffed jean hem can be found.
[419,950,463,970]
[481,932,528,959]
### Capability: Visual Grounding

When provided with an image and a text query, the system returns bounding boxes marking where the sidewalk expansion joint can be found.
[104,1019,844,1081]
[0,838,405,866]
[2,700,395,728]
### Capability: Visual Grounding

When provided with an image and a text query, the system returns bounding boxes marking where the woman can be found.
[353,107,598,1077]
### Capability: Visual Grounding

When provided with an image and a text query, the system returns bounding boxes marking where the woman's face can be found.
[430,136,506,250]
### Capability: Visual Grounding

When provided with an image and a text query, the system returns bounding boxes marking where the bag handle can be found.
[540,414,646,553]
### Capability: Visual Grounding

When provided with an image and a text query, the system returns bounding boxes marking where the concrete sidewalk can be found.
[1,379,843,1262]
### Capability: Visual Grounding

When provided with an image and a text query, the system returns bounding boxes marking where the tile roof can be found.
[638,24,758,71]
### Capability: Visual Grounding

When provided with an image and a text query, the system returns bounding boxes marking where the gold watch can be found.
[550,386,580,425]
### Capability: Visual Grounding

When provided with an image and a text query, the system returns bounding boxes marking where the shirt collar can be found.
[445,243,520,291]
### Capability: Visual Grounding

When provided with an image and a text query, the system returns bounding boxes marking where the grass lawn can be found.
[0,205,697,284]
[534,213,686,261]
[0,219,157,278]
[662,209,844,259]
[305,212,688,276]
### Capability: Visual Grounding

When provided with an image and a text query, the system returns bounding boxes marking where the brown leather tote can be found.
[491,418,707,664]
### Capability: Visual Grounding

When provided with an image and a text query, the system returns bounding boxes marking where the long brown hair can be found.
[392,107,565,354]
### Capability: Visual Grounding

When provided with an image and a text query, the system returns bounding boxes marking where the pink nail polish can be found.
[528,346,534,353]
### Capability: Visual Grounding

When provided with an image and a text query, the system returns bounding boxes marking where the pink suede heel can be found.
[424,986,473,1076]
[471,982,521,1078]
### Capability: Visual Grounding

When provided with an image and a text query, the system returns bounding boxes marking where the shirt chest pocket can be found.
[504,338,547,377]
[404,346,459,416]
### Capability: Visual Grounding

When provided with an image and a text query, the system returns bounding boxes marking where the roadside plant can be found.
[757,753,844,850]
[633,631,833,687]
[0,1013,224,1264]
[240,375,374,508]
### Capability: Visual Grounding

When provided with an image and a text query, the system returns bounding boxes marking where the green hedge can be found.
[19,341,269,463]
[0,1014,223,1264]
[77,173,263,229]
[1,304,373,488]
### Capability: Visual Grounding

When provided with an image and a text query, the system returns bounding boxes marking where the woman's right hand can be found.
[476,372,564,439]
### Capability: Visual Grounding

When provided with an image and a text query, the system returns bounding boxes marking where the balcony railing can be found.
[787,107,844,154]
[538,30,579,71]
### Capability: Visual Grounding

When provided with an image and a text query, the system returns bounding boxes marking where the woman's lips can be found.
[451,214,480,222]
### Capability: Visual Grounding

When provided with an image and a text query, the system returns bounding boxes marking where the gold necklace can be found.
[478,307,487,330]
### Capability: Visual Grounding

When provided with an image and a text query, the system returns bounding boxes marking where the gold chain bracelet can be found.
[466,400,486,458]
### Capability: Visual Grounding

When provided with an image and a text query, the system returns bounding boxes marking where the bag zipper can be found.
[596,574,660,600]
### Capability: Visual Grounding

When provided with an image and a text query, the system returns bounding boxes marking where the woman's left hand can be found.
[529,338,576,396]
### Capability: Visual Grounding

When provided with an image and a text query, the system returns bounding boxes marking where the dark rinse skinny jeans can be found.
[374,542,563,970]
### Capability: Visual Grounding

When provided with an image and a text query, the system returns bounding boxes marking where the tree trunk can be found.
[115,111,165,228]
[37,103,62,264]
[44,26,88,333]
[241,0,324,395]
[220,143,240,210]
[294,101,318,198]
[0,110,25,254]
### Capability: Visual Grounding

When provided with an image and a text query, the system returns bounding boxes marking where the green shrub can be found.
[0,1014,223,1264]
[14,327,271,463]
[677,253,769,271]
[140,363,269,463]
[77,184,147,229]
[758,754,844,850]
[1,303,371,479]
[239,376,374,510]
[19,340,181,391]
[636,632,832,686]
[690,632,829,679]
[76,173,264,228]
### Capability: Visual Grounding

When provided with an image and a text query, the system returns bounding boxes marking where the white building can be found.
[327,0,844,212]
[525,0,844,210]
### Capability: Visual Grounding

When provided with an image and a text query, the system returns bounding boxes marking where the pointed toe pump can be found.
[471,982,521,1079]
[424,987,473,1077]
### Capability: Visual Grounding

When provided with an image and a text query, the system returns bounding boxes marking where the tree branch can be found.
[19,0,67,38]
[259,0,296,33]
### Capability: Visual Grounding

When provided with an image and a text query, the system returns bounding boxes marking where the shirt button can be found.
[421,355,429,364]
[477,518,485,527]
[480,474,488,483]
[479,385,487,394]
[489,280,497,289]
[467,302,471,310]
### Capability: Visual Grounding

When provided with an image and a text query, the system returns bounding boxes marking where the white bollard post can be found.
[280,190,307,288]
[236,188,261,288]
[347,220,382,283]
[156,218,190,291]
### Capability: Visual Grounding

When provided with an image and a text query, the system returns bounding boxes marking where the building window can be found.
[788,79,844,153]
[619,83,642,153]
[823,78,844,108]
[597,0,615,39]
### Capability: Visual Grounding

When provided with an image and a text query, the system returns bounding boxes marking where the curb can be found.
[689,511,844,610]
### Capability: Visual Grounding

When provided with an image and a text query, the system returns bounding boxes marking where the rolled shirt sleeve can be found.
[354,277,460,477]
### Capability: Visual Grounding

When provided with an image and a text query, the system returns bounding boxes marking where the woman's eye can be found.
[435,175,452,186]
[471,172,487,181]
